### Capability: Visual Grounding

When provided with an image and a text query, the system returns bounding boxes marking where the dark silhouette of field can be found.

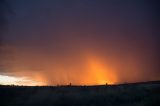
[0,81,160,106]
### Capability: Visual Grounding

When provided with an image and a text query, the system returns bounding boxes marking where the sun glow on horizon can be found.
[0,75,44,86]
[0,54,118,86]
[80,55,117,85]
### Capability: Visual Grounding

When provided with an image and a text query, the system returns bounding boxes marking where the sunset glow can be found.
[0,0,159,86]
[0,75,44,86]
[81,55,117,85]
[0,54,118,86]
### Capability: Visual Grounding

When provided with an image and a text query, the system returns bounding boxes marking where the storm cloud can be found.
[0,0,159,85]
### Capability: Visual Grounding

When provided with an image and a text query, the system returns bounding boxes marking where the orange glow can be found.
[80,54,117,85]
[2,53,118,86]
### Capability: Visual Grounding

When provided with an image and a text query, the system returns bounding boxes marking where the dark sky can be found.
[0,0,160,85]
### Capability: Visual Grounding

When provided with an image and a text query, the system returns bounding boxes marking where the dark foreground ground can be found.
[0,81,160,106]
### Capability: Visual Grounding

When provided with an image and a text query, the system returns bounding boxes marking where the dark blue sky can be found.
[0,0,159,85]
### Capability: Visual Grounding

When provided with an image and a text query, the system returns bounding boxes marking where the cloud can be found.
[0,0,159,85]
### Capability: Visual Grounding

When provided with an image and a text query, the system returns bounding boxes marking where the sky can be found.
[0,0,159,85]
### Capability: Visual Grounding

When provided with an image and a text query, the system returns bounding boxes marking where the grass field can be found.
[0,81,160,106]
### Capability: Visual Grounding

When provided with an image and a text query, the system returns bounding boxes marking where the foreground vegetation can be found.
[0,81,160,106]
